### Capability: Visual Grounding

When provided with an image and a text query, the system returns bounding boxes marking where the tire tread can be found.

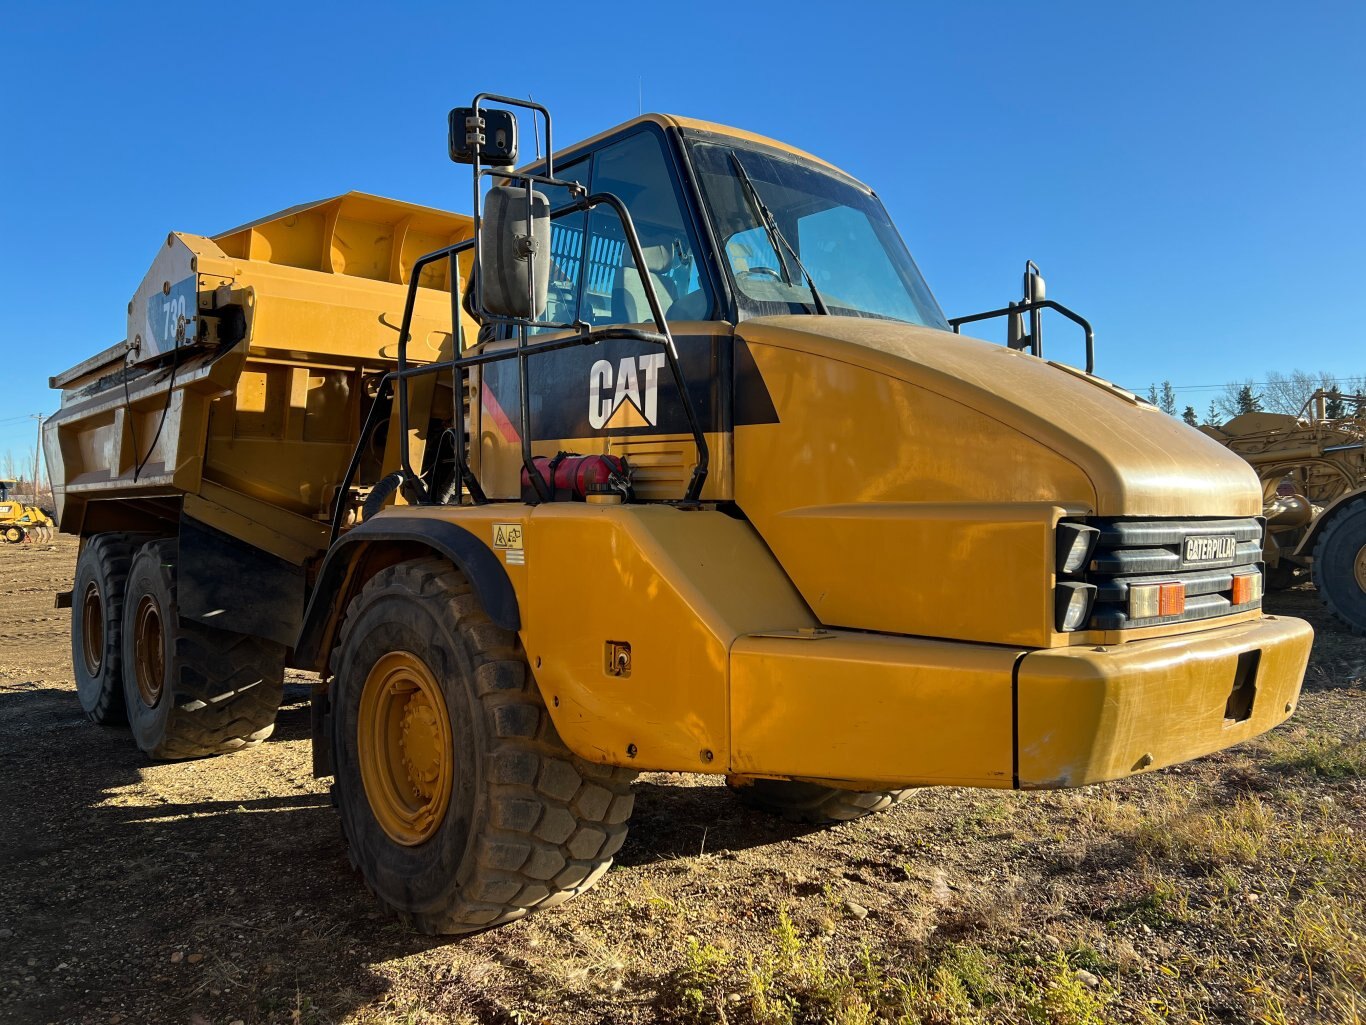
[126,539,284,759]
[329,557,635,934]
[1310,502,1366,637]
[72,532,154,725]
[728,776,910,825]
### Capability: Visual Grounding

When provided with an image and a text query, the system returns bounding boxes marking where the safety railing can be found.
[330,95,710,543]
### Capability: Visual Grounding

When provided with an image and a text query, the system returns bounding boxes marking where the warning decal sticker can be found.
[493,523,524,563]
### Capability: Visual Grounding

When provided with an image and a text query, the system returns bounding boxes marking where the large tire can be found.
[727,776,910,825]
[3,525,24,544]
[1312,499,1366,636]
[121,539,285,759]
[71,532,152,724]
[329,557,636,934]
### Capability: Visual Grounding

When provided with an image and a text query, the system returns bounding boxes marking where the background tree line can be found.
[1144,370,1366,428]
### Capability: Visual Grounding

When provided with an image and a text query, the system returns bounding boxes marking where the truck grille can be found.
[1075,517,1264,630]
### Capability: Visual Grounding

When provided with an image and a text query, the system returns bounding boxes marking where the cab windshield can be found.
[687,137,947,329]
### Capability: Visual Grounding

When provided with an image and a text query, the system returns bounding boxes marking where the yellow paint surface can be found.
[1016,615,1313,787]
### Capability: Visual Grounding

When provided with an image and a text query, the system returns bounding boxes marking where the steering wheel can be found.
[738,266,784,281]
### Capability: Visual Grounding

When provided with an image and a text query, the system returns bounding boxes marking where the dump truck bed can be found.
[44,192,475,568]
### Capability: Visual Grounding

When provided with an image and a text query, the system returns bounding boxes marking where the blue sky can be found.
[2,1,1362,461]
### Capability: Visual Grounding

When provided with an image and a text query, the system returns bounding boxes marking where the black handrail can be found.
[332,96,713,537]
[947,299,1095,376]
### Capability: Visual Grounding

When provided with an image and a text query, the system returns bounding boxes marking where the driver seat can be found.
[611,245,676,324]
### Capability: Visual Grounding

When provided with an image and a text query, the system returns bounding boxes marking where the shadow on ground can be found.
[0,681,810,1025]
[0,683,427,1024]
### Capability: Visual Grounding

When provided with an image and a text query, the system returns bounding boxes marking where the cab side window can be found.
[534,161,587,329]
[536,130,713,330]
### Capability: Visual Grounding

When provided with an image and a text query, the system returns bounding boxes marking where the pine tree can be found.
[1236,384,1262,415]
[1160,381,1177,417]
[1147,383,1160,407]
[1325,388,1345,419]
[1205,400,1221,426]
[1182,405,1199,426]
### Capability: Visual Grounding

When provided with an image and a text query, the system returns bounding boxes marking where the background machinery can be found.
[0,479,54,543]
[1203,391,1366,634]
[44,94,1312,933]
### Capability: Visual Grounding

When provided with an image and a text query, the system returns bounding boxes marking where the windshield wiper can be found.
[727,150,830,315]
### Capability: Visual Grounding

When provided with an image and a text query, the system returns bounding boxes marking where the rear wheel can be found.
[71,532,150,724]
[1312,500,1366,636]
[3,525,24,544]
[329,557,636,934]
[727,776,910,825]
[121,539,285,758]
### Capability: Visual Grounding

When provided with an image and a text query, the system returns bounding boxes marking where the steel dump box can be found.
[45,192,475,570]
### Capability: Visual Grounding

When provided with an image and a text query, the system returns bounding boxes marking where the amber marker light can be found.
[1159,582,1186,617]
[1130,581,1186,620]
[1231,572,1263,606]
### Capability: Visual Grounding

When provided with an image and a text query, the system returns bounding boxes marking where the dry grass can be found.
[3,546,1365,1025]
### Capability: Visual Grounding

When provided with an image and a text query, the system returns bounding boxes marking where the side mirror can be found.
[1024,261,1045,304]
[1006,302,1029,351]
[479,185,550,319]
[448,107,518,166]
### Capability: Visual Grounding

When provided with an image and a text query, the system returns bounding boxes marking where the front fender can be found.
[293,514,520,672]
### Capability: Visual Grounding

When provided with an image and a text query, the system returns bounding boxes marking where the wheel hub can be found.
[81,581,104,675]
[400,696,443,799]
[357,651,454,846]
[133,595,165,708]
[1354,542,1366,592]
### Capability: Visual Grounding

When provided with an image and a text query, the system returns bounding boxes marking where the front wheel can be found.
[727,776,910,825]
[1312,500,1366,636]
[3,525,24,544]
[329,557,636,934]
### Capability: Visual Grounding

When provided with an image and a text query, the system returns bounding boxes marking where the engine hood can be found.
[739,315,1261,517]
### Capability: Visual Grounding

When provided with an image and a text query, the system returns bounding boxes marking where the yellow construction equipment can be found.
[46,94,1312,934]
[1203,390,1366,634]
[0,479,54,543]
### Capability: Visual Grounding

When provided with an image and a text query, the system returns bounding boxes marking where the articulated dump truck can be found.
[46,95,1313,934]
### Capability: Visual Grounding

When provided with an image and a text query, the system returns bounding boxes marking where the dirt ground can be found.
[0,536,1362,1025]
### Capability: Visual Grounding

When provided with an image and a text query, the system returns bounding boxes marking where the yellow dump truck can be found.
[46,94,1312,934]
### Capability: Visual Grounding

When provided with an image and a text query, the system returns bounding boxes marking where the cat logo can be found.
[589,353,668,430]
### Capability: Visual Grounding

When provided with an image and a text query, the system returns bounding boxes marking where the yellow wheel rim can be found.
[81,581,104,676]
[358,651,454,846]
[1354,543,1366,592]
[133,595,165,708]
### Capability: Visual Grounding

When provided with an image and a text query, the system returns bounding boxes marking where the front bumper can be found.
[728,614,1312,789]
[1013,614,1311,787]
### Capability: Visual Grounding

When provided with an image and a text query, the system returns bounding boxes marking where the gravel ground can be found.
[1,535,1362,1024]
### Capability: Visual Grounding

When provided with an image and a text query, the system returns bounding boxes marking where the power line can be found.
[1142,377,1366,394]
